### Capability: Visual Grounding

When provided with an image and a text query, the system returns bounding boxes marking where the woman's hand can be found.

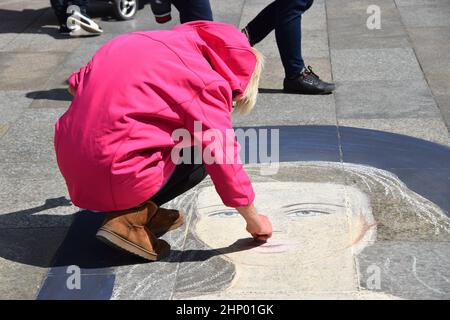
[236,204,273,241]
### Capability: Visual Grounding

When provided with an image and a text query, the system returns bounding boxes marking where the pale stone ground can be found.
[0,0,449,299]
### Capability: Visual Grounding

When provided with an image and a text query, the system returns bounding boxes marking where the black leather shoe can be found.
[283,66,336,95]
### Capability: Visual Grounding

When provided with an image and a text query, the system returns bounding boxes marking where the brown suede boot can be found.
[96,201,170,261]
[147,207,185,236]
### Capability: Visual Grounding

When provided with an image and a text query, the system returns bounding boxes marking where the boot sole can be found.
[96,228,169,261]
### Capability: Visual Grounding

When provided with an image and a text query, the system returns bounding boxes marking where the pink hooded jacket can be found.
[54,21,256,212]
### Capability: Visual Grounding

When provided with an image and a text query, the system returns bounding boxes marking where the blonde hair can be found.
[233,47,264,115]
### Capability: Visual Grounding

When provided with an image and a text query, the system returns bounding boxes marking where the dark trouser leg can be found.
[73,0,89,15]
[171,0,213,23]
[245,0,314,79]
[150,162,208,206]
[50,0,68,25]
[244,1,276,46]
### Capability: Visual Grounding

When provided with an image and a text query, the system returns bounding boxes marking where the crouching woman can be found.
[55,21,272,261]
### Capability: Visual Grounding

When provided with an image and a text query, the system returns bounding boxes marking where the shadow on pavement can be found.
[0,197,261,271]
[27,88,72,101]
[259,88,333,95]
[258,88,284,94]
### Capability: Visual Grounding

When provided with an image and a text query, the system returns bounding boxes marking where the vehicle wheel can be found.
[112,0,138,20]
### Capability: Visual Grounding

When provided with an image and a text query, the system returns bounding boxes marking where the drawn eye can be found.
[209,211,240,218]
[286,210,329,218]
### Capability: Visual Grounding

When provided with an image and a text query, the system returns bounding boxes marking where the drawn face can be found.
[195,182,376,292]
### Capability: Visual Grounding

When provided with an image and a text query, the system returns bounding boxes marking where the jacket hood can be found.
[173,21,257,98]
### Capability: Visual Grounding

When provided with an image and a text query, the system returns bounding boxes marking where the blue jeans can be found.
[50,0,89,25]
[245,0,314,79]
[171,0,213,23]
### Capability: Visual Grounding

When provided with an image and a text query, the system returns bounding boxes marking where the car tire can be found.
[112,0,138,20]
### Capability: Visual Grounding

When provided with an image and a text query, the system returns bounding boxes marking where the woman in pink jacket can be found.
[55,21,272,261]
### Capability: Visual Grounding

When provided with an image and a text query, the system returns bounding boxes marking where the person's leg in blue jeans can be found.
[243,0,335,95]
[171,0,213,23]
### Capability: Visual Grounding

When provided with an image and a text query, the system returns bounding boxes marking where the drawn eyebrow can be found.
[285,209,331,215]
[282,202,345,208]
[208,210,237,217]
[205,203,342,217]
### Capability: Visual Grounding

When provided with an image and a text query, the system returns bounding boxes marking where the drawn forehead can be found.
[197,182,352,213]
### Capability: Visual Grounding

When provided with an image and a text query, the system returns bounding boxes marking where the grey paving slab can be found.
[339,118,450,146]
[326,0,398,15]
[0,90,33,125]
[335,79,441,119]
[408,27,450,75]
[398,4,450,27]
[0,108,65,163]
[395,0,450,5]
[0,10,83,53]
[0,170,71,204]
[302,2,327,31]
[0,227,68,299]
[426,73,450,96]
[2,104,64,125]
[44,34,117,88]
[408,26,450,49]
[252,29,330,60]
[0,1,49,51]
[0,193,77,229]
[0,132,56,163]
[327,12,411,50]
[331,48,424,82]
[357,241,450,299]
[232,92,336,126]
[300,30,330,59]
[0,31,19,51]
[257,56,284,89]
[435,94,450,130]
[406,26,450,100]
[0,52,67,90]
[210,0,245,26]
[0,161,64,183]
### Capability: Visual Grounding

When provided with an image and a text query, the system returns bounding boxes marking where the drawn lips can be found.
[252,239,300,254]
